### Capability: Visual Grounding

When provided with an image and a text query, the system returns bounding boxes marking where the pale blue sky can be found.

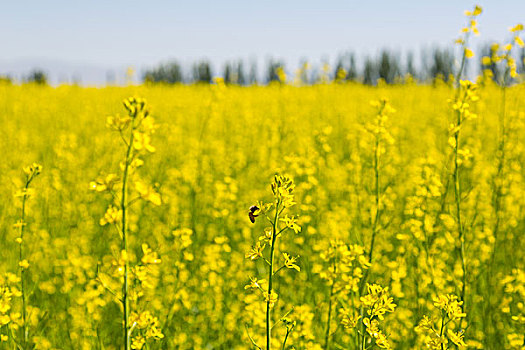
[1,1,524,83]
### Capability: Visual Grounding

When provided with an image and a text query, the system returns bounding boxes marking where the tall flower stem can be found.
[485,64,510,348]
[14,165,41,349]
[266,200,280,350]
[359,101,386,295]
[452,103,467,311]
[324,260,336,350]
[439,313,447,350]
[18,182,29,346]
[357,100,389,350]
[121,119,135,350]
[452,29,471,313]
[368,127,382,264]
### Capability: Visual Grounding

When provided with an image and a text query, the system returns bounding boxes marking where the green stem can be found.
[267,200,280,350]
[489,67,509,265]
[485,65,509,348]
[324,260,337,350]
[368,131,381,264]
[358,105,384,350]
[454,29,471,89]
[18,182,29,347]
[121,123,135,350]
[282,326,293,350]
[245,324,263,350]
[439,313,447,350]
[453,39,470,313]
[453,105,467,312]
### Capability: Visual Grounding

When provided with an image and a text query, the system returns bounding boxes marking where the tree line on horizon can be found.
[143,46,525,86]
[1,45,524,86]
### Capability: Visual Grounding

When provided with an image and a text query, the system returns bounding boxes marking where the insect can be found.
[249,205,259,223]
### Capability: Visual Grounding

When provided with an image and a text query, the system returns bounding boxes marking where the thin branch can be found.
[245,324,263,350]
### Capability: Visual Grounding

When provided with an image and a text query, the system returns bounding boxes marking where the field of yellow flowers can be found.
[1,8,525,350]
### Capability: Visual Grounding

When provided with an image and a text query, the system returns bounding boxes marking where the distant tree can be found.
[406,52,417,79]
[334,56,345,80]
[363,57,376,85]
[378,50,401,84]
[248,60,258,85]
[223,62,233,84]
[266,60,284,83]
[346,53,358,81]
[430,48,454,83]
[479,44,497,82]
[266,60,276,83]
[192,60,213,83]
[480,44,512,85]
[237,61,246,85]
[378,51,391,83]
[222,61,246,85]
[26,69,48,85]
[143,61,183,84]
